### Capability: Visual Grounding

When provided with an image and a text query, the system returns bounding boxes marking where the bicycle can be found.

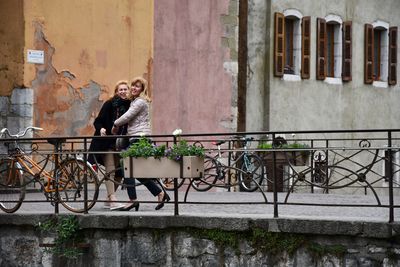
[0,126,99,213]
[191,136,265,192]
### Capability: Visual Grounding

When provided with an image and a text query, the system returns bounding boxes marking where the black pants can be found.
[124,178,162,200]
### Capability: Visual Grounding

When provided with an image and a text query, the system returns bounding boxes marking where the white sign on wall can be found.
[27,49,44,64]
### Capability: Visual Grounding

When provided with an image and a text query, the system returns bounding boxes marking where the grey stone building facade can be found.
[246,0,399,132]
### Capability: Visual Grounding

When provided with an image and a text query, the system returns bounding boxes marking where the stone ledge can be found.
[0,213,399,239]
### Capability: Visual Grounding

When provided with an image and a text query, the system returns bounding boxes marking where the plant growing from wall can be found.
[38,215,84,259]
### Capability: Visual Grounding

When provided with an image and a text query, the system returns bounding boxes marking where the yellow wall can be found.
[22,0,153,135]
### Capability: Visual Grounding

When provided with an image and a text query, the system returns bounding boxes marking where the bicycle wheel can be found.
[158,177,185,191]
[191,156,220,191]
[238,154,264,192]
[57,158,99,213]
[0,158,26,213]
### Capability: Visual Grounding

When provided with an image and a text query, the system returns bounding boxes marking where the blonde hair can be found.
[130,76,151,102]
[111,80,129,99]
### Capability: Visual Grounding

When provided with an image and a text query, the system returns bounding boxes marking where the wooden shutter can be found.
[301,16,311,79]
[316,18,327,80]
[364,24,374,84]
[389,27,397,85]
[342,21,352,81]
[274,12,285,77]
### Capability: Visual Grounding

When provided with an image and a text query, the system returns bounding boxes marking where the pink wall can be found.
[152,0,233,135]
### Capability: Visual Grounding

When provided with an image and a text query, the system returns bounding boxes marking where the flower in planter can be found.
[172,128,183,136]
[121,138,166,159]
[166,140,204,161]
[121,137,204,161]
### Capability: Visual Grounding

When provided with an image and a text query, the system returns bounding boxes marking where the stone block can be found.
[10,104,33,117]
[0,97,9,116]
[10,88,33,105]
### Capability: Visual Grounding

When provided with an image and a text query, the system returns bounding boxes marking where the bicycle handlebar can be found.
[0,126,43,138]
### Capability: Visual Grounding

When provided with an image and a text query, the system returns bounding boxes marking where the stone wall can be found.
[1,214,400,267]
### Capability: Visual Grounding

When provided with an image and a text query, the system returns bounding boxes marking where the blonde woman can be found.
[112,77,169,211]
[88,80,131,210]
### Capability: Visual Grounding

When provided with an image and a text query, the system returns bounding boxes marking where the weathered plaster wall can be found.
[22,0,153,136]
[0,0,24,97]
[152,0,237,134]
[248,0,400,132]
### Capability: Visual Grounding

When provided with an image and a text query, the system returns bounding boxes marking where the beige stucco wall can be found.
[22,0,153,136]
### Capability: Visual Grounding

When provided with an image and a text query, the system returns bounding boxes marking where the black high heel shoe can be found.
[119,201,140,211]
[155,193,170,210]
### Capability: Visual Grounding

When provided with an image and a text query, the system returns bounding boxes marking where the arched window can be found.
[316,15,352,83]
[274,10,310,81]
[365,21,397,87]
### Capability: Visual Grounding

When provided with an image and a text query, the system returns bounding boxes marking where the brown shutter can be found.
[274,12,285,77]
[301,16,311,79]
[389,27,397,85]
[364,24,374,84]
[316,18,327,80]
[342,21,352,81]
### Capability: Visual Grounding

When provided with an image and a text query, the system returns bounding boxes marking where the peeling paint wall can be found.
[21,0,153,136]
[152,0,237,134]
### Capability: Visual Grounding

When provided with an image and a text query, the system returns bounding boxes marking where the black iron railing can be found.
[0,129,399,222]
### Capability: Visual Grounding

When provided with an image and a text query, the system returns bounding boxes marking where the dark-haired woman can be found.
[88,80,131,210]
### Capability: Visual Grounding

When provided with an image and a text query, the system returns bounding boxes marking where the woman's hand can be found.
[100,128,107,136]
[111,125,119,135]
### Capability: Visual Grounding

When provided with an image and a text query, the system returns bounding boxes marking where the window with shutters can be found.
[364,20,396,87]
[317,15,348,84]
[274,9,309,81]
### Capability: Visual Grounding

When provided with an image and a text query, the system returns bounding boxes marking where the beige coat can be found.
[113,97,151,136]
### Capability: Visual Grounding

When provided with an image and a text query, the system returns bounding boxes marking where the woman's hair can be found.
[130,76,151,102]
[111,80,129,99]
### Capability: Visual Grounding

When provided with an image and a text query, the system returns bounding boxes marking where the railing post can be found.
[83,137,88,214]
[272,134,278,218]
[173,135,179,216]
[54,141,59,214]
[388,131,394,223]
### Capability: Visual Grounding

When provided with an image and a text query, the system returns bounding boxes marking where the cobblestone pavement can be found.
[9,183,400,223]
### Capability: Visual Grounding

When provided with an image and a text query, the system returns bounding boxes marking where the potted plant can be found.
[257,140,311,166]
[120,136,204,178]
[257,138,311,192]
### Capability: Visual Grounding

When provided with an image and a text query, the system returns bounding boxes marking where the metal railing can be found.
[0,129,399,222]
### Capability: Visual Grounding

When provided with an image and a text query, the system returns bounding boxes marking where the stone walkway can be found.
[11,184,400,223]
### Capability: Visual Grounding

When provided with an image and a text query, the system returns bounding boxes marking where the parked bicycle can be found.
[192,136,265,192]
[0,126,99,213]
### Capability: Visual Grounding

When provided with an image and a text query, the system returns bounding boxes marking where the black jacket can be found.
[88,96,130,165]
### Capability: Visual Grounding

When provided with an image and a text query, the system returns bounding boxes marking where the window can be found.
[365,21,397,86]
[316,15,351,82]
[274,11,310,79]
[373,28,387,82]
[284,17,295,74]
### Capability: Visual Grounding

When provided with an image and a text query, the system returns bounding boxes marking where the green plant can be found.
[38,215,83,259]
[307,242,346,259]
[121,137,166,159]
[121,137,204,161]
[258,141,311,157]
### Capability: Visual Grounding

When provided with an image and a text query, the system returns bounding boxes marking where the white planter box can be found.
[123,156,204,178]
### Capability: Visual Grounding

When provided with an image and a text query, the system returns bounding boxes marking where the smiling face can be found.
[131,81,144,98]
[117,83,129,100]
